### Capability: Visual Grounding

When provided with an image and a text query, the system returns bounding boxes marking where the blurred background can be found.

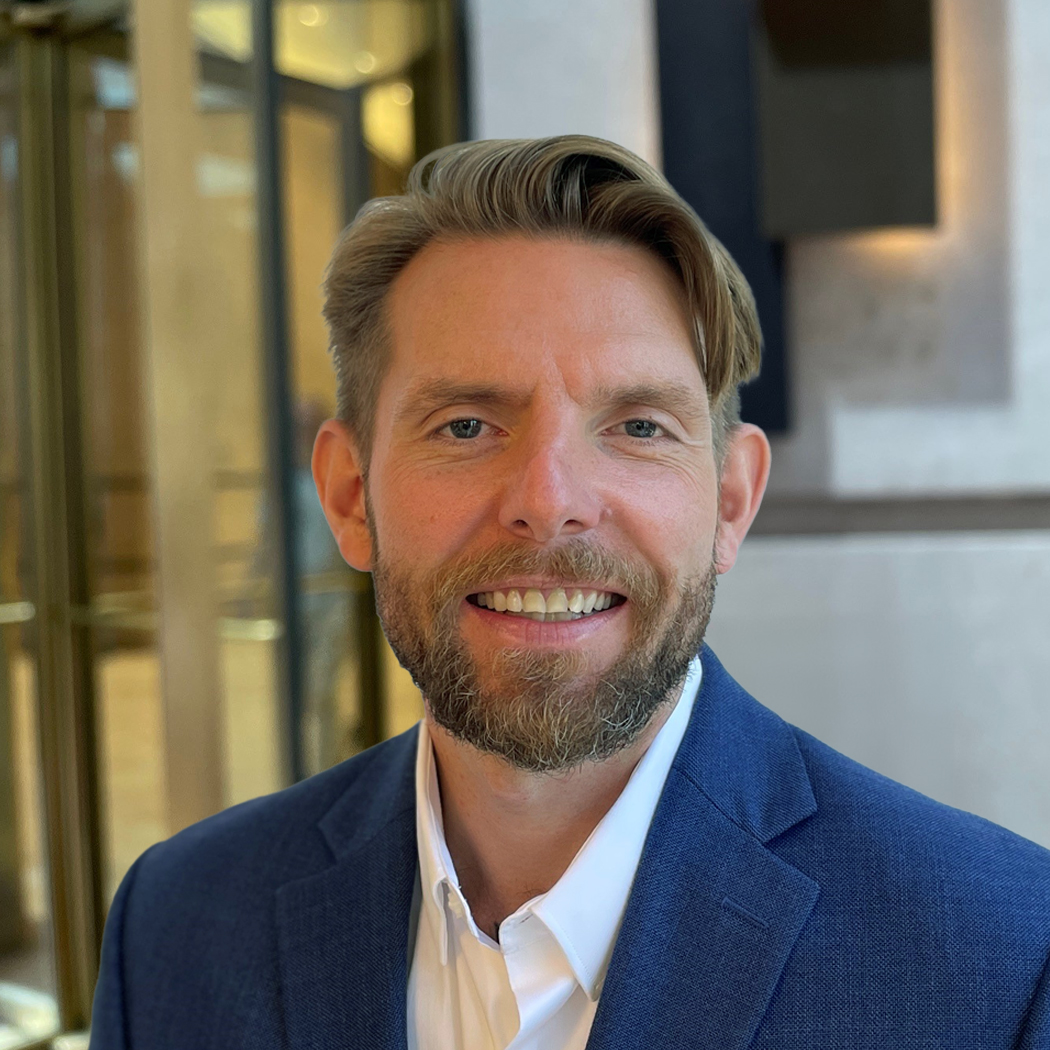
[0,0,1047,1044]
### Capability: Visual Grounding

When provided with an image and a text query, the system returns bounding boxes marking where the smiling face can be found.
[314,235,769,771]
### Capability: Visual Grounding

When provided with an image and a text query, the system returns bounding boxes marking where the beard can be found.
[371,529,717,774]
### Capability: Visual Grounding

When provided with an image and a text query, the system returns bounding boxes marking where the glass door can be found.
[0,1,464,1042]
[68,19,289,891]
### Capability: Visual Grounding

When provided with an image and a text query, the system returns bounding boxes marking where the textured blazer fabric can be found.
[89,647,1050,1049]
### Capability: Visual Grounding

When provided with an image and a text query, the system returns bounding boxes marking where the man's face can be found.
[329,236,741,771]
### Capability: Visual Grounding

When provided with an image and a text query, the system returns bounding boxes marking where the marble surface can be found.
[466,0,662,168]
[706,531,1050,849]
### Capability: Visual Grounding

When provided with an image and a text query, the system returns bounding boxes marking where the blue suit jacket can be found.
[90,648,1050,1048]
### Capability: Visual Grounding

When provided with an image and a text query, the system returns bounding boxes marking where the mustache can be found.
[425,539,663,611]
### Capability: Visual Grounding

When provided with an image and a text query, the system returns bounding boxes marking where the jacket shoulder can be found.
[786,724,1050,931]
[130,723,419,900]
[98,726,418,1045]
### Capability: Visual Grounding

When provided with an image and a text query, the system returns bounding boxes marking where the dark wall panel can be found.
[756,0,936,236]
[655,0,790,434]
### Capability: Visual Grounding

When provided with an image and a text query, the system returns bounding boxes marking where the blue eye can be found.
[447,419,484,439]
[623,419,660,438]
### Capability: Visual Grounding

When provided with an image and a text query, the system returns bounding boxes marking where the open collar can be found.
[412,658,704,997]
[531,657,703,999]
[274,646,820,1050]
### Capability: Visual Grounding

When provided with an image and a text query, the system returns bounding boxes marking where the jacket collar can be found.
[276,728,419,1050]
[674,645,817,842]
[584,645,820,1049]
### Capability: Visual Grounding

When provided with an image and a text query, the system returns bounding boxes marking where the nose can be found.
[497,427,602,543]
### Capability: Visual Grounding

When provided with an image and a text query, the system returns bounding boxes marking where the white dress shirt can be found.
[406,657,703,1050]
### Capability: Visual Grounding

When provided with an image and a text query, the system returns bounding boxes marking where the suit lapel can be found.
[275,730,419,1050]
[587,647,820,1050]
[586,773,818,1049]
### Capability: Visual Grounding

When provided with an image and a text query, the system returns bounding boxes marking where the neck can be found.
[426,689,681,940]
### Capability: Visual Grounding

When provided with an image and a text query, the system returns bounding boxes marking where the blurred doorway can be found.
[0,0,462,1043]
[1,23,64,1049]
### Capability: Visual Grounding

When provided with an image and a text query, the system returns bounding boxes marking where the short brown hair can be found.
[323,135,762,467]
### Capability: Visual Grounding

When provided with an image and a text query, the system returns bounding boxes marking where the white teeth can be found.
[475,586,619,619]
[546,588,568,613]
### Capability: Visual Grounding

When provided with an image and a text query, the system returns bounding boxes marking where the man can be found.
[90,136,1050,1048]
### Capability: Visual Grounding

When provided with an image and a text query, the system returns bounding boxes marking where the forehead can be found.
[383,235,704,397]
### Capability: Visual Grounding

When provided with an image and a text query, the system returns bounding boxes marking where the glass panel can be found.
[281,102,366,776]
[276,3,468,770]
[67,41,166,899]
[72,4,462,882]
[71,11,285,897]
[363,75,416,194]
[194,0,434,89]
[0,35,62,1047]
[194,47,286,810]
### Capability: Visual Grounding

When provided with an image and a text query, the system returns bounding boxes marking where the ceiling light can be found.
[354,50,377,74]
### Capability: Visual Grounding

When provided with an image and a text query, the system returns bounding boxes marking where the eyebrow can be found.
[587,382,709,425]
[393,378,709,427]
[394,380,533,425]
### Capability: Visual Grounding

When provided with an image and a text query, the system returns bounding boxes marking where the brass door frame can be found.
[15,25,105,1035]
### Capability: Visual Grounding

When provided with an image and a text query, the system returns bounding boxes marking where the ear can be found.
[714,423,771,575]
[312,419,373,571]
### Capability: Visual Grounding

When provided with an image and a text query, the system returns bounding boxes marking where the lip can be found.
[461,595,627,647]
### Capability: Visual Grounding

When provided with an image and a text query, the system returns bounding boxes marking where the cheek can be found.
[646,511,717,581]
[370,460,492,561]
[621,463,718,547]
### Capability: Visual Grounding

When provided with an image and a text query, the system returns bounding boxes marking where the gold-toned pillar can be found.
[129,0,225,832]
[18,31,103,1030]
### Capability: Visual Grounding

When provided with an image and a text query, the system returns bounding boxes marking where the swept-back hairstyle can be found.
[323,135,762,467]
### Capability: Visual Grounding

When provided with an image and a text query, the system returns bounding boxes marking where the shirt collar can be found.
[412,657,703,990]
[529,658,701,998]
[414,717,461,966]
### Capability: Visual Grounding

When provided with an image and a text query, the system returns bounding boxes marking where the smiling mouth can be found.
[466,587,626,622]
